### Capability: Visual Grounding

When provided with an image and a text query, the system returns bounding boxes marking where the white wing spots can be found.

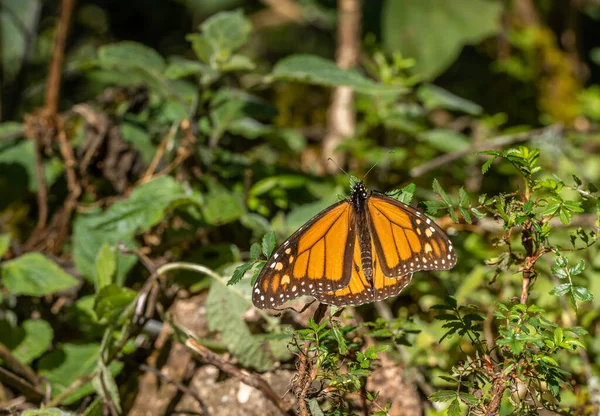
[284,240,290,247]
[270,262,276,269]
[254,288,260,294]
[429,226,435,233]
[292,285,297,292]
[449,245,453,251]
[442,259,446,265]
[274,253,279,259]
[447,254,452,259]
[260,295,265,301]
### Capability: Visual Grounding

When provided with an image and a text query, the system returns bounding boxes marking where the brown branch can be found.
[185,338,293,416]
[409,124,563,178]
[322,0,361,172]
[45,0,76,117]
[140,123,178,184]
[0,367,43,403]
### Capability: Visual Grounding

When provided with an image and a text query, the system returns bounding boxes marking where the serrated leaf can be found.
[39,343,123,405]
[1,253,78,296]
[271,54,404,96]
[228,262,254,286]
[481,155,496,174]
[262,231,276,258]
[459,392,478,406]
[249,243,261,260]
[448,398,462,416]
[572,285,593,302]
[0,319,53,364]
[429,390,457,402]
[432,179,452,206]
[569,259,585,276]
[559,208,571,225]
[95,244,116,291]
[93,284,136,324]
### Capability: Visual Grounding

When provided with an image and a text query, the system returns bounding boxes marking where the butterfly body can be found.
[252,181,456,309]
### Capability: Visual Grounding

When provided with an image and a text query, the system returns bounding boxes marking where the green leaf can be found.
[81,398,104,416]
[201,180,245,225]
[1,253,78,296]
[92,361,122,414]
[271,54,405,96]
[95,244,116,291]
[307,398,325,416]
[201,9,252,55]
[448,398,462,416]
[206,277,278,371]
[228,262,254,286]
[22,409,76,416]
[382,0,502,79]
[572,286,593,302]
[394,183,416,204]
[459,392,478,406]
[569,259,585,275]
[0,233,10,257]
[0,319,53,364]
[417,84,483,115]
[93,284,136,324]
[164,58,218,82]
[550,283,571,296]
[432,179,452,206]
[249,243,261,260]
[120,122,155,164]
[73,176,191,283]
[429,390,457,402]
[98,41,166,73]
[262,231,277,258]
[39,343,123,405]
[72,211,138,285]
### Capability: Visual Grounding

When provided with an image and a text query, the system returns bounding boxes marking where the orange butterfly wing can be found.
[315,234,413,306]
[252,200,356,308]
[367,193,457,276]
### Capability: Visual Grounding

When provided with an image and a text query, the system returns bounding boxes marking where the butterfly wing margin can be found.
[367,193,457,277]
[252,200,356,308]
[315,232,413,306]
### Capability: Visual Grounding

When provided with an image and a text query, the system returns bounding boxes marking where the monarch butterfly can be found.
[252,180,457,309]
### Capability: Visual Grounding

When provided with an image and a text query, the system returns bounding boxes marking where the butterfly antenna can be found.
[327,158,351,179]
[362,149,395,181]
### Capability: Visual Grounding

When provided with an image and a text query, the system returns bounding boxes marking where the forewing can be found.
[368,193,457,276]
[252,200,355,309]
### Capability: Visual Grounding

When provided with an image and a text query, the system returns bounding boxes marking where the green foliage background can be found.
[1,1,600,415]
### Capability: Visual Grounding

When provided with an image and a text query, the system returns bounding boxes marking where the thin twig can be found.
[409,124,563,177]
[323,0,361,172]
[185,338,293,416]
[139,363,209,415]
[0,367,43,403]
[140,122,179,184]
[46,372,96,407]
[45,0,76,117]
